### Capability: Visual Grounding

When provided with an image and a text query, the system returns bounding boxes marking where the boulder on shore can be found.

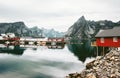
[66,50,120,78]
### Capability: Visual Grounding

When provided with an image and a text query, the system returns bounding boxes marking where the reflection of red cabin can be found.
[95,27,120,47]
[8,37,20,41]
[48,38,64,42]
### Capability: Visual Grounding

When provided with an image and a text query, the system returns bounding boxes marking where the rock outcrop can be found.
[66,50,120,78]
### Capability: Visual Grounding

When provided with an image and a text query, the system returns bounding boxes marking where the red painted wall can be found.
[96,37,120,47]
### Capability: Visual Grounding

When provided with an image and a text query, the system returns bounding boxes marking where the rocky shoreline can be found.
[66,50,120,78]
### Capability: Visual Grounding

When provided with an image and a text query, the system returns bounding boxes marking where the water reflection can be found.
[0,45,85,78]
[0,41,105,78]
[0,41,109,63]
[67,40,95,62]
[0,45,25,55]
[0,43,65,55]
[67,40,109,62]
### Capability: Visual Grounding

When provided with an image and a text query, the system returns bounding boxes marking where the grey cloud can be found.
[0,0,120,31]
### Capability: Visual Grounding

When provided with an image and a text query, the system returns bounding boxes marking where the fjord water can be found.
[0,44,95,78]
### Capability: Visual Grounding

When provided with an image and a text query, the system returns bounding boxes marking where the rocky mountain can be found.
[0,22,32,37]
[66,16,120,41]
[30,26,43,37]
[30,27,65,38]
[0,22,65,37]
[42,28,65,37]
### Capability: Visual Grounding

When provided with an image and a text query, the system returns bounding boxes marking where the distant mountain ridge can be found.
[0,22,31,37]
[0,22,65,37]
[66,16,120,41]
[30,26,65,37]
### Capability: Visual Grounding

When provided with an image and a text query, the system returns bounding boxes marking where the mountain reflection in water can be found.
[67,40,109,62]
[0,45,25,55]
[0,40,108,78]
[0,44,87,78]
[67,40,95,62]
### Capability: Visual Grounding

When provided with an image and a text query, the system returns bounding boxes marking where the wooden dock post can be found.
[96,46,98,56]
[103,47,104,56]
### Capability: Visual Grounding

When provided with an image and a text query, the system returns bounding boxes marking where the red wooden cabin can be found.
[95,27,120,47]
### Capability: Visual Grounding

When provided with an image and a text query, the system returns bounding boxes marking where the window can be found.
[100,37,104,43]
[113,37,118,42]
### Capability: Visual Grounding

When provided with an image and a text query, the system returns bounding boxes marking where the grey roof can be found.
[95,27,120,37]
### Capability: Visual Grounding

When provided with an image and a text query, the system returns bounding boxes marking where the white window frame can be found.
[100,37,104,43]
[113,37,118,42]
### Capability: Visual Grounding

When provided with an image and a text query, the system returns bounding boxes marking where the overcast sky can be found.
[0,0,120,32]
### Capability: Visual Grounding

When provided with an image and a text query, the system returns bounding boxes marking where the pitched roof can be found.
[95,27,120,37]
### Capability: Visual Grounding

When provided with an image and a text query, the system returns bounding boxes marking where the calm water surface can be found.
[0,45,94,78]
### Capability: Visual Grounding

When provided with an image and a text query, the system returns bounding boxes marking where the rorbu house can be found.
[95,27,120,47]
[47,38,65,49]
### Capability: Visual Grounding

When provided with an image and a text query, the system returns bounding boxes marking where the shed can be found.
[95,27,120,47]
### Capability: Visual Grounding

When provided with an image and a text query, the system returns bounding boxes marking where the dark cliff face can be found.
[0,22,32,37]
[66,16,120,40]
